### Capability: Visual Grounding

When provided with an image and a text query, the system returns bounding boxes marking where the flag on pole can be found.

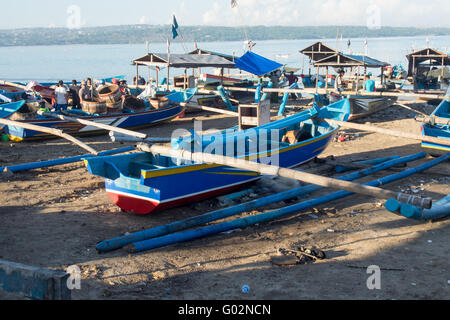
[167,38,170,55]
[172,25,179,39]
[231,0,238,8]
[172,15,179,39]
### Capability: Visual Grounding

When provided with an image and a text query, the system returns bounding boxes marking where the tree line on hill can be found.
[0,25,449,47]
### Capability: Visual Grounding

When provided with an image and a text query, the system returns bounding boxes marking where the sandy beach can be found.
[0,101,449,300]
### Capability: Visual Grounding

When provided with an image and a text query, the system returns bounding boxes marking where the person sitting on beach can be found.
[53,80,69,111]
[364,75,375,92]
[119,80,131,96]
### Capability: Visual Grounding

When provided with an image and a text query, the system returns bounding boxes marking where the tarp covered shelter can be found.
[188,49,237,62]
[313,53,389,68]
[406,48,450,77]
[132,53,236,68]
[234,51,283,77]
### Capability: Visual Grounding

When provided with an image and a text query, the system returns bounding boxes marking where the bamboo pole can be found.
[0,147,133,174]
[127,153,449,253]
[109,132,171,143]
[37,111,148,139]
[321,119,450,146]
[0,118,98,155]
[136,143,432,209]
[221,86,450,100]
[179,102,238,116]
[0,80,27,90]
[395,103,430,118]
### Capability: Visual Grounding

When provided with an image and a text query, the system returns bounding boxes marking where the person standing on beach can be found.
[334,70,345,92]
[86,78,98,99]
[69,80,81,108]
[54,80,69,111]
[364,75,376,92]
[79,78,98,103]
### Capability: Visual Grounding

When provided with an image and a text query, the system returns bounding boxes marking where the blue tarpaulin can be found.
[234,51,283,76]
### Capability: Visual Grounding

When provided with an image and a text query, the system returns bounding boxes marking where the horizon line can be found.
[1,24,450,32]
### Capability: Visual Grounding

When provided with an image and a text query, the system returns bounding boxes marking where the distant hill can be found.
[1,25,449,47]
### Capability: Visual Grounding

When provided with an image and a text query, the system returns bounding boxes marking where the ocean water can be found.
[0,35,449,83]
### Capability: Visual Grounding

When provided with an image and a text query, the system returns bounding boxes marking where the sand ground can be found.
[0,100,449,300]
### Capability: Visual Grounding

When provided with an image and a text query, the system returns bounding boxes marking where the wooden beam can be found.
[137,143,432,209]
[0,118,98,155]
[180,102,238,116]
[38,111,148,139]
[221,86,450,100]
[0,259,71,300]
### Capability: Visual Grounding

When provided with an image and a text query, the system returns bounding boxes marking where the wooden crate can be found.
[238,99,271,131]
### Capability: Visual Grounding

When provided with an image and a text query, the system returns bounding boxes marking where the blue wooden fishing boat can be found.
[314,94,398,121]
[3,103,184,142]
[85,99,351,215]
[0,100,26,119]
[421,99,450,155]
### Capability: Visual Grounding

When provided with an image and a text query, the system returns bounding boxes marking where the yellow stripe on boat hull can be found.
[142,131,336,179]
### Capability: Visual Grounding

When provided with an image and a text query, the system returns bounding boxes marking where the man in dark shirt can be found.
[286,72,298,86]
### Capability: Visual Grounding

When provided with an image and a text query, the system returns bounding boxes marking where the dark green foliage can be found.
[1,25,449,47]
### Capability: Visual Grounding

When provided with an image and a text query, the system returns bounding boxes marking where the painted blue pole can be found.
[278,83,299,117]
[334,156,400,173]
[96,152,425,253]
[0,147,134,173]
[260,81,273,102]
[217,189,255,203]
[386,194,450,220]
[255,84,263,103]
[216,86,236,111]
[128,152,448,253]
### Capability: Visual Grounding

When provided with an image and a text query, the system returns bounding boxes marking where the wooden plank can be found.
[222,86,450,100]
[137,143,432,209]
[180,102,238,116]
[38,111,148,139]
[0,259,71,300]
[0,118,98,155]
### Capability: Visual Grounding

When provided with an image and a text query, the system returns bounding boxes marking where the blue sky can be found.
[1,0,449,29]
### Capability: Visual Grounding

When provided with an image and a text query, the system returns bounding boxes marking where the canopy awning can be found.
[132,53,236,69]
[188,48,237,62]
[234,51,283,77]
[314,53,389,68]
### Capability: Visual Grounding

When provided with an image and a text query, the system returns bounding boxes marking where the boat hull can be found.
[93,127,337,215]
[421,99,450,155]
[347,95,398,120]
[4,104,183,141]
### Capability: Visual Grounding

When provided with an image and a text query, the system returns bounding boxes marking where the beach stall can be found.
[406,48,450,91]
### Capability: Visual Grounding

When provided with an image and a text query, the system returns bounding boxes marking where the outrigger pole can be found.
[136,143,433,209]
